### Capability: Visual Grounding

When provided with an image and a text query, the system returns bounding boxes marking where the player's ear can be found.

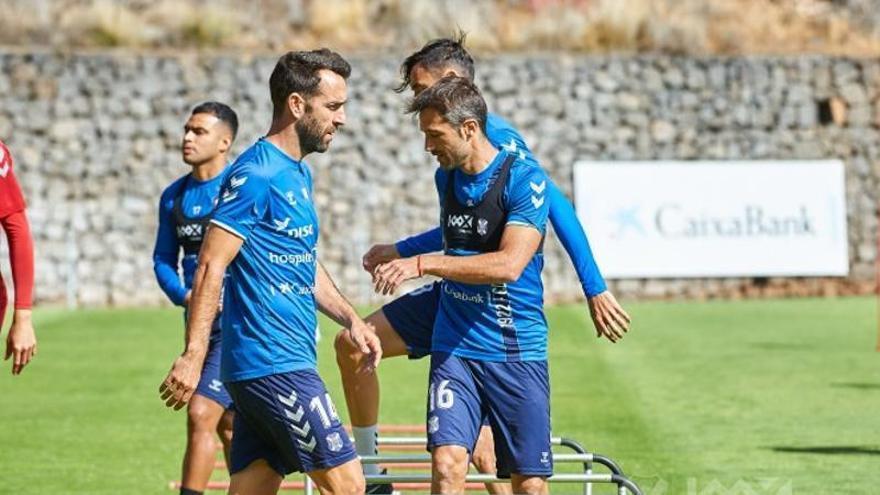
[218,134,232,154]
[461,119,479,141]
[288,93,306,119]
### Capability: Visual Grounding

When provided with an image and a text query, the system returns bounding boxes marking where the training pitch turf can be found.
[0,297,876,494]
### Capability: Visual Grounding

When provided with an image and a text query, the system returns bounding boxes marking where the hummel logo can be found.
[222,190,238,203]
[501,139,518,152]
[531,196,545,209]
[230,175,247,188]
[278,390,298,408]
[530,180,546,194]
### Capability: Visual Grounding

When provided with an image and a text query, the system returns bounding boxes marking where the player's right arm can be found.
[152,185,189,306]
[160,161,267,410]
[160,226,241,410]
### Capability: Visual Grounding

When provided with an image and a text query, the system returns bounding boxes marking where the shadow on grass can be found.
[770,446,880,456]
[830,382,880,390]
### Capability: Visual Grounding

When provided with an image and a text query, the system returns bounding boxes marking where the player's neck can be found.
[265,122,305,161]
[190,155,227,181]
[459,136,499,175]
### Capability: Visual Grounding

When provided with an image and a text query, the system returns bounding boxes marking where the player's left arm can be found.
[373,166,548,289]
[315,262,381,371]
[547,182,630,342]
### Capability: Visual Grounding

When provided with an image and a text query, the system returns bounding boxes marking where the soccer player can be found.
[375,75,552,494]
[153,102,239,495]
[0,139,36,376]
[159,49,382,495]
[334,35,630,493]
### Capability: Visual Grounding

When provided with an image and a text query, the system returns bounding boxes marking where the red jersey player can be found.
[0,139,36,375]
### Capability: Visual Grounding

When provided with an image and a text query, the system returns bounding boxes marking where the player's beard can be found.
[295,112,330,155]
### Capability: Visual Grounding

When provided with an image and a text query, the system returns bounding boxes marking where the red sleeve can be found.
[0,140,26,217]
[1,210,33,309]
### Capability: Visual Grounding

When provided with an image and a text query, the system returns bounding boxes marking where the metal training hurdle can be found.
[169,424,642,494]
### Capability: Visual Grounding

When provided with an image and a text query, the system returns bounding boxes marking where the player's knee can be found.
[321,471,365,495]
[470,447,497,474]
[187,402,215,431]
[433,448,468,482]
[333,329,361,369]
[514,476,546,494]
[216,411,234,442]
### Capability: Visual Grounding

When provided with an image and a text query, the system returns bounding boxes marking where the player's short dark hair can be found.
[396,31,475,93]
[406,75,486,133]
[269,49,352,118]
[191,101,239,140]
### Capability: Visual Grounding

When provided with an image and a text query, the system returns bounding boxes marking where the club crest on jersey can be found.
[192,205,202,215]
[477,218,489,236]
[326,432,343,452]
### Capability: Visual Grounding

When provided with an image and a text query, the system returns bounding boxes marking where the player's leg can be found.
[182,395,226,492]
[333,309,408,427]
[227,459,282,495]
[432,445,470,493]
[334,282,439,485]
[484,360,552,495]
[427,353,482,494]
[227,370,363,495]
[216,408,235,470]
[182,335,235,492]
[307,458,366,495]
[472,425,513,494]
[510,474,549,495]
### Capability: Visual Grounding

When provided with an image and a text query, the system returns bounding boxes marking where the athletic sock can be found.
[180,488,203,495]
[352,424,381,475]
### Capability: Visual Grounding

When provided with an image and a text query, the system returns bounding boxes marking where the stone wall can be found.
[1,51,878,306]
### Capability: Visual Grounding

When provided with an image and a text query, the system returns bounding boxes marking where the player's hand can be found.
[362,243,400,274]
[587,291,631,343]
[348,320,382,373]
[372,257,419,295]
[4,309,36,375]
[159,351,204,410]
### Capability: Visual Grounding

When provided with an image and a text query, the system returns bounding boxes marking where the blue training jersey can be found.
[210,138,320,382]
[432,150,551,362]
[153,168,230,306]
[396,113,607,297]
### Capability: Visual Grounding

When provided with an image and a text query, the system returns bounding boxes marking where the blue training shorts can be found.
[226,369,357,475]
[381,282,441,359]
[426,353,553,478]
[195,327,233,409]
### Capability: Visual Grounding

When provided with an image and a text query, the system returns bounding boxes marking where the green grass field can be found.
[0,297,877,494]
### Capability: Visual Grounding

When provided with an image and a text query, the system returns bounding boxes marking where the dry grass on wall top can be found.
[0,0,879,55]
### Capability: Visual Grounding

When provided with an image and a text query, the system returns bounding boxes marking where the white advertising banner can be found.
[573,161,849,278]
